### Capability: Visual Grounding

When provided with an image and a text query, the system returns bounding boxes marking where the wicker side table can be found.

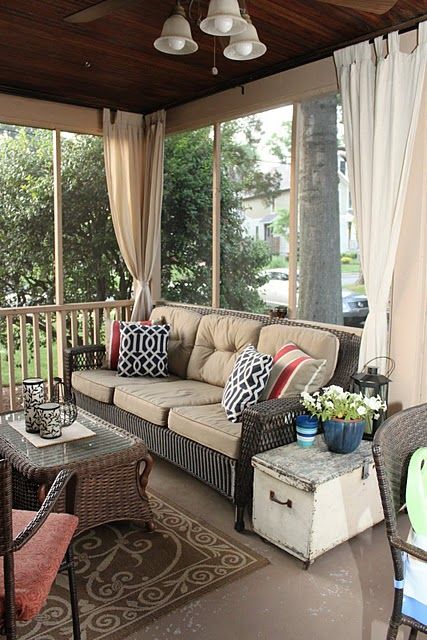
[0,409,154,534]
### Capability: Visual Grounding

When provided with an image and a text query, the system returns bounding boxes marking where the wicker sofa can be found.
[64,303,361,531]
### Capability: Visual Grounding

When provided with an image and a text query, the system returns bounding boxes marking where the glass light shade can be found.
[214,15,233,33]
[200,0,246,36]
[169,37,186,50]
[235,41,253,56]
[154,10,198,56]
[223,16,267,60]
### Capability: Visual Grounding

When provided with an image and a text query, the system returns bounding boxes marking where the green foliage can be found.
[341,251,357,260]
[268,255,289,269]
[161,122,274,313]
[0,126,131,307]
[268,120,292,164]
[61,134,131,302]
[272,207,290,239]
[0,127,55,306]
[340,256,352,264]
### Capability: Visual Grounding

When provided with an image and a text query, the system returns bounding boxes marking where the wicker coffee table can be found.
[0,409,154,534]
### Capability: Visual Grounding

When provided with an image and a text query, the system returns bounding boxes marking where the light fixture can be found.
[153,1,267,64]
[154,2,198,56]
[224,11,267,60]
[199,0,247,36]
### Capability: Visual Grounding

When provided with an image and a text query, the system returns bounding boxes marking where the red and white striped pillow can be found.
[262,342,327,400]
[105,320,152,370]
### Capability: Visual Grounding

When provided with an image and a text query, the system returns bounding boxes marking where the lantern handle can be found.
[362,356,395,378]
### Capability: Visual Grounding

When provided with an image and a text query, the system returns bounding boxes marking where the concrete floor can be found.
[125,457,411,640]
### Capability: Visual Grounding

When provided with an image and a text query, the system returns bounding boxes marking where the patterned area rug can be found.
[19,492,268,640]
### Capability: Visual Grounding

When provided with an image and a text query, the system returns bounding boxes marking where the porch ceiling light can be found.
[199,0,247,36]
[223,12,267,60]
[154,2,198,56]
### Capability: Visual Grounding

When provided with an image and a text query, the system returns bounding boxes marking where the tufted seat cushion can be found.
[72,369,181,404]
[186,314,263,387]
[0,510,78,622]
[114,379,224,426]
[169,404,242,459]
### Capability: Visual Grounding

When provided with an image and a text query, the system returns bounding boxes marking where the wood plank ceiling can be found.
[0,0,425,114]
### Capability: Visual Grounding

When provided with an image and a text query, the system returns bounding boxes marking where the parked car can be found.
[258,268,368,328]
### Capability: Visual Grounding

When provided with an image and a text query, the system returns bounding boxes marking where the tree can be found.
[161,119,277,313]
[298,95,343,324]
[0,126,131,308]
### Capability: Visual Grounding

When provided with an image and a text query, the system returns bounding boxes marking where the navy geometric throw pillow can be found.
[222,345,273,423]
[117,323,170,378]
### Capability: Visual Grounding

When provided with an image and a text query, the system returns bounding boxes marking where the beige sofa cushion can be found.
[187,314,263,387]
[169,404,242,459]
[113,379,224,427]
[72,369,180,404]
[257,324,339,385]
[149,306,202,378]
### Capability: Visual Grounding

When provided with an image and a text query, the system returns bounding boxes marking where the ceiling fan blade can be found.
[64,0,140,23]
[316,0,398,14]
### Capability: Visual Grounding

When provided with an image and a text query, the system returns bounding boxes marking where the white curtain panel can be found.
[334,23,427,372]
[103,108,166,320]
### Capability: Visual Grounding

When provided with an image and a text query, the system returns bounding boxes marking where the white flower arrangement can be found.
[300,385,387,422]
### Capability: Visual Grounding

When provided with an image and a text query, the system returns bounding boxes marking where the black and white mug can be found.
[35,402,62,439]
[22,378,45,433]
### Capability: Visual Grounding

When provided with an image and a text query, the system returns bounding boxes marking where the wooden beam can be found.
[54,129,66,378]
[288,103,300,318]
[212,123,221,308]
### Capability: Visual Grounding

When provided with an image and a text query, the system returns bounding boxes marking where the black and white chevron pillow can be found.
[117,323,170,378]
[222,346,273,423]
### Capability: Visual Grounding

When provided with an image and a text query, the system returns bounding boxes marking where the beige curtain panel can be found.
[103,108,166,320]
[334,24,427,372]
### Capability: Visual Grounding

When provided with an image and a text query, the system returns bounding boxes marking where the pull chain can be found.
[212,36,218,75]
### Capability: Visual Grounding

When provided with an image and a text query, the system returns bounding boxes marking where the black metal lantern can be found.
[351,357,394,440]
[51,377,78,427]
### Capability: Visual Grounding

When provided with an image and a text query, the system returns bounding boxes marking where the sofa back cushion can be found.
[187,314,263,387]
[257,324,339,385]
[149,306,202,378]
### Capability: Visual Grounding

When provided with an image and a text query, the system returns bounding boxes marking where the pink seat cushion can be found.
[0,510,78,621]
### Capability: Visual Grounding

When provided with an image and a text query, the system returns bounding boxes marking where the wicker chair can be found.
[0,460,80,640]
[372,403,427,640]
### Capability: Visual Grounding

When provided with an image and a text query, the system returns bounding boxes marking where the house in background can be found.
[242,150,358,257]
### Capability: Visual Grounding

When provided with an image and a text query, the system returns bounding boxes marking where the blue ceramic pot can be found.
[323,418,365,454]
[296,415,319,447]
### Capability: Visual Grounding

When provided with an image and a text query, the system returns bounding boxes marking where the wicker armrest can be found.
[63,344,106,390]
[234,396,305,509]
[13,470,77,551]
[391,536,427,563]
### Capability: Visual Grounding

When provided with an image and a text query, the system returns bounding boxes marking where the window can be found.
[161,127,213,305]
[220,106,293,312]
[0,124,54,307]
[61,133,130,303]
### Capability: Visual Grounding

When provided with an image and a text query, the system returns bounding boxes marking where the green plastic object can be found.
[406,448,427,536]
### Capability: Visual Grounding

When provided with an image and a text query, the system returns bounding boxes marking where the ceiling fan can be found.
[64,0,399,24]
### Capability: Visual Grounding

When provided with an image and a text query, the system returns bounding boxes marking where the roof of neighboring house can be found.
[243,163,291,202]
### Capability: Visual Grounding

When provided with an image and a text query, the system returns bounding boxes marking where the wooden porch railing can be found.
[0,299,133,412]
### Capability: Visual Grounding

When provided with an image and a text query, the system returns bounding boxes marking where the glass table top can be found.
[0,409,135,469]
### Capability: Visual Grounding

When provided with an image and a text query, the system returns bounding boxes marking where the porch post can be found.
[288,104,300,318]
[212,122,221,308]
[53,129,66,381]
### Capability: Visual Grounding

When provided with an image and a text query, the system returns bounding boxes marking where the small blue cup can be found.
[296,415,319,447]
